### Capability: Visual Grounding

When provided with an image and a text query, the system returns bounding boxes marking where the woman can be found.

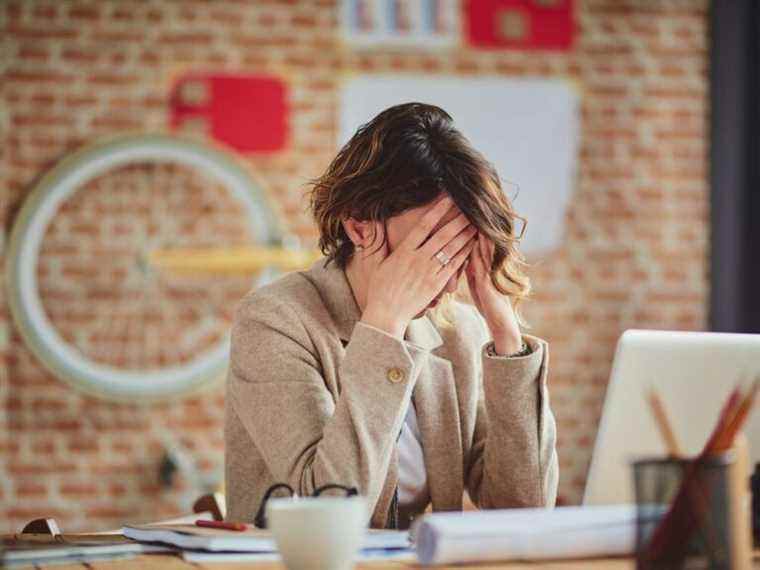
[225,103,558,529]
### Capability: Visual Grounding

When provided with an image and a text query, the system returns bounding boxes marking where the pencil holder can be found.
[632,438,752,570]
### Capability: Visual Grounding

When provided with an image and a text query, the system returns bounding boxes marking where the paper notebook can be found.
[1,535,171,566]
[123,524,274,552]
[123,523,409,553]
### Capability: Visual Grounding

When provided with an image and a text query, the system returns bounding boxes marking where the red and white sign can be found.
[465,0,574,51]
[170,74,288,153]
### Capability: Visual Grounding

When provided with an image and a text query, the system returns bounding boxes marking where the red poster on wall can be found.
[465,0,574,51]
[170,74,288,153]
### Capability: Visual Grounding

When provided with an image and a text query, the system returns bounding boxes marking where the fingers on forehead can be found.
[431,203,463,233]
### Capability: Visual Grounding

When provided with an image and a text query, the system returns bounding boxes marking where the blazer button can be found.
[387,367,405,384]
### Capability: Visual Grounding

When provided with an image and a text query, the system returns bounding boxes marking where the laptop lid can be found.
[583,329,760,505]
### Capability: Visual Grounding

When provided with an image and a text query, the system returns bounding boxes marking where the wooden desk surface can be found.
[5,535,758,569]
[6,554,637,570]
[28,553,760,569]
[11,555,760,569]
[9,553,760,569]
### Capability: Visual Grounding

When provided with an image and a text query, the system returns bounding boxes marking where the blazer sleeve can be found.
[465,320,559,509]
[227,293,428,518]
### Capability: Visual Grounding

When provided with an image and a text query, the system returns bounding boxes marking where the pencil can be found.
[713,377,759,452]
[196,519,247,531]
[647,377,759,562]
[646,388,682,457]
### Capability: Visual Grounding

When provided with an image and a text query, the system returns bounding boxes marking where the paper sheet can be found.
[183,549,415,563]
[124,524,408,554]
[414,505,639,565]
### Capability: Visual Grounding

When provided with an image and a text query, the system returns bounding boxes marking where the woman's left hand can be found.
[465,233,523,356]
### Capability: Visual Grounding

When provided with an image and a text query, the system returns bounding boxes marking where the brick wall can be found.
[1,0,709,532]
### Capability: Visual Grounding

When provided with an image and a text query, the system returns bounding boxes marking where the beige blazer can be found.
[225,258,558,528]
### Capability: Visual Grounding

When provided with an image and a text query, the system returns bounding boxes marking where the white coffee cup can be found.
[266,495,368,570]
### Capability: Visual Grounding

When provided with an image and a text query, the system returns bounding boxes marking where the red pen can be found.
[195,519,247,531]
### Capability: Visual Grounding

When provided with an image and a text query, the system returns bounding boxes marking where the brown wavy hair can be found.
[308,102,531,311]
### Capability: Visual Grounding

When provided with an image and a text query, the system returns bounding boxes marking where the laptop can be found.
[583,329,760,505]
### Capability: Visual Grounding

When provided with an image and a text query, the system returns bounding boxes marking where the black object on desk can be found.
[633,454,736,569]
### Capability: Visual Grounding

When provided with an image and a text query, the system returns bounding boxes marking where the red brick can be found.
[7,24,78,40]
[587,84,630,99]
[91,464,143,476]
[625,64,646,76]
[644,86,704,100]
[61,48,100,64]
[17,46,51,61]
[231,34,293,48]
[650,291,703,304]
[654,127,703,140]
[146,8,164,22]
[291,13,317,28]
[91,31,146,43]
[112,6,135,21]
[30,398,66,412]
[158,32,214,45]
[67,439,99,453]
[630,21,660,38]
[6,507,69,521]
[11,114,74,128]
[5,70,76,84]
[16,483,48,498]
[112,442,132,454]
[29,90,57,105]
[307,79,333,92]
[31,440,56,454]
[68,6,100,21]
[109,483,128,497]
[8,462,78,476]
[0,439,21,454]
[85,506,131,519]
[454,58,480,75]
[285,54,315,67]
[65,94,98,107]
[90,116,143,130]
[87,73,140,86]
[583,44,634,57]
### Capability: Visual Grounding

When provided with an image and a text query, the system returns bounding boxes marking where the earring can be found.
[355,244,365,251]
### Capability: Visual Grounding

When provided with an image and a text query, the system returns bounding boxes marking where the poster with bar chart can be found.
[341,0,459,47]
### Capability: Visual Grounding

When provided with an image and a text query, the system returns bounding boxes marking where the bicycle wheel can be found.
[6,134,283,401]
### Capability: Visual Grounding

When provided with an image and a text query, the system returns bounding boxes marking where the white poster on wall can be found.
[340,77,580,256]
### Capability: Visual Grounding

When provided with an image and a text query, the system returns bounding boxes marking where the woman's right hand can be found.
[360,196,477,338]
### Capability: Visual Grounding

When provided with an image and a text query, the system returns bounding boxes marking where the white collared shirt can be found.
[397,403,429,508]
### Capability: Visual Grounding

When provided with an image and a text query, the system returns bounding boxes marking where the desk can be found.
[0,554,637,569]
[11,556,760,569]
[4,535,759,569]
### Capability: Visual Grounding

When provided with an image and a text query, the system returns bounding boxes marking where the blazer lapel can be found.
[407,318,464,512]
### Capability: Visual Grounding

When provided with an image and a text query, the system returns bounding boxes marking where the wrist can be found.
[492,332,523,356]
[487,312,519,333]
[361,307,406,339]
